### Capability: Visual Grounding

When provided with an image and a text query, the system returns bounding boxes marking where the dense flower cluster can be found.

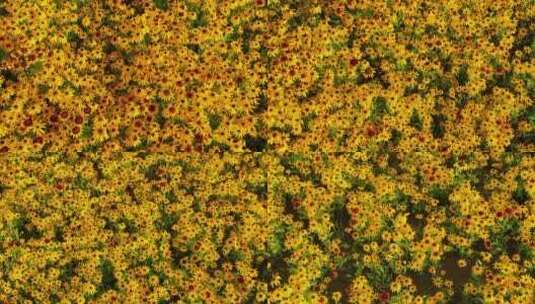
[1,0,535,303]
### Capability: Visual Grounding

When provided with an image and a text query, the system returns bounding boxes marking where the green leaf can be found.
[186,2,208,28]
[26,61,44,76]
[346,7,374,18]
[142,33,152,45]
[153,0,168,10]
[73,175,90,190]
[155,211,178,232]
[59,261,78,282]
[164,191,178,203]
[428,184,451,205]
[244,134,267,152]
[185,43,201,54]
[393,12,405,32]
[0,47,6,61]
[143,160,166,181]
[38,83,50,94]
[409,109,423,130]
[99,259,118,292]
[1,69,17,82]
[370,96,389,122]
[512,176,530,204]
[253,94,268,114]
[66,31,82,48]
[241,28,253,53]
[302,112,317,132]
[528,112,535,128]
[207,112,221,130]
[287,14,304,31]
[73,0,90,8]
[224,26,240,43]
[153,99,167,128]
[102,41,117,54]
[431,113,446,138]
[328,14,343,27]
[80,118,93,139]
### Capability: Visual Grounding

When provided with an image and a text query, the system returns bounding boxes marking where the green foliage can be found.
[244,134,267,152]
[365,264,395,290]
[80,117,93,139]
[155,210,179,233]
[0,6,8,17]
[287,14,305,31]
[66,31,82,48]
[59,261,78,282]
[328,14,343,27]
[241,28,253,53]
[490,218,521,255]
[512,175,531,204]
[346,7,374,18]
[512,183,530,204]
[0,47,6,61]
[245,181,267,200]
[1,69,17,83]
[224,26,240,42]
[38,83,50,94]
[125,138,152,151]
[207,112,221,130]
[330,196,351,241]
[253,94,268,114]
[370,96,389,122]
[98,259,118,292]
[72,175,90,190]
[153,0,168,10]
[186,2,208,28]
[528,111,535,128]
[343,173,376,192]
[393,12,405,32]
[409,110,423,130]
[143,159,166,181]
[431,113,446,138]
[11,216,41,241]
[102,41,117,54]
[428,184,451,205]
[185,43,201,54]
[302,112,317,132]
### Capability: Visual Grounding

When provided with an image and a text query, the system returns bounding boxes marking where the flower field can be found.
[1,0,535,303]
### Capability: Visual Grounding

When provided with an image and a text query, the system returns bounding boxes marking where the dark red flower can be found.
[23,117,33,127]
[379,291,390,302]
[367,125,377,137]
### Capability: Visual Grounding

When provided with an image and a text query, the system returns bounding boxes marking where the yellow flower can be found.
[81,16,91,28]
[332,291,342,303]
[256,292,267,302]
